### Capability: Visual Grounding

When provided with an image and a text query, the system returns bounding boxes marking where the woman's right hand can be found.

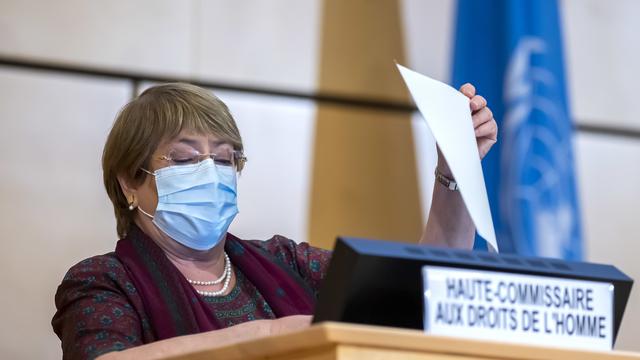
[269,315,313,336]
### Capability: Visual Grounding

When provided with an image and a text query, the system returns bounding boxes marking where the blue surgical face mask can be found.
[138,158,239,251]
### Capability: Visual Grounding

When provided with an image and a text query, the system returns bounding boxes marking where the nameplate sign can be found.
[422,266,614,350]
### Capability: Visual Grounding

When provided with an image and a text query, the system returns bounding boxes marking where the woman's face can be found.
[128,130,236,259]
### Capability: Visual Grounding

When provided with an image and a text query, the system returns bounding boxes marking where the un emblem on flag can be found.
[500,37,581,260]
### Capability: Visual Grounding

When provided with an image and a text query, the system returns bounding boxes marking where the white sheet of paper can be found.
[396,64,498,251]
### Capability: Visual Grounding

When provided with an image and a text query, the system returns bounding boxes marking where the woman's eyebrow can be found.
[177,138,201,147]
[162,137,203,153]
[210,139,231,147]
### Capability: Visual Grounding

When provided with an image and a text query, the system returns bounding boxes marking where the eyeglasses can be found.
[158,148,247,172]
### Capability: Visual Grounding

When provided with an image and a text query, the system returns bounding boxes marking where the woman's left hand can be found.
[424,83,497,248]
[459,83,498,159]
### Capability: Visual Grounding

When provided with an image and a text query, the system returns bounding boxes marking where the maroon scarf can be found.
[115,226,315,340]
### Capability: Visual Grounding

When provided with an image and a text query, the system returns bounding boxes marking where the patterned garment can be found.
[52,235,332,360]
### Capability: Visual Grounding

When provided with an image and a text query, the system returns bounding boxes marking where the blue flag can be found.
[452,0,582,260]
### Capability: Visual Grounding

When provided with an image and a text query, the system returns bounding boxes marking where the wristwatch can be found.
[434,168,458,191]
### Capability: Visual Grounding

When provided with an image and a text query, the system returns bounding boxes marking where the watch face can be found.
[435,170,457,191]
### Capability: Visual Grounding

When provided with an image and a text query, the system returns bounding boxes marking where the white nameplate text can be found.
[422,266,613,351]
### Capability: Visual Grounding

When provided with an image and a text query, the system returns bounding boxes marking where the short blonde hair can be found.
[102,83,243,238]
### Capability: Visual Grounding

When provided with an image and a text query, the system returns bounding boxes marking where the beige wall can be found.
[0,68,130,358]
[0,0,639,358]
[562,0,640,349]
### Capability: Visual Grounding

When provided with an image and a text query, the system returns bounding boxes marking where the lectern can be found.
[164,322,639,360]
[162,238,636,359]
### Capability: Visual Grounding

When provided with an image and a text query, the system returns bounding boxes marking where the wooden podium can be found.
[166,322,640,360]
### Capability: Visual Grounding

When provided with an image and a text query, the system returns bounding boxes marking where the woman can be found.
[52,82,497,359]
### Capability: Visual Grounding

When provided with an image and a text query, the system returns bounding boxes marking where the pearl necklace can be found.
[187,252,232,297]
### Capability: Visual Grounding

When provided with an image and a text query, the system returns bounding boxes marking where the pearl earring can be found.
[128,197,136,211]
[128,204,134,211]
